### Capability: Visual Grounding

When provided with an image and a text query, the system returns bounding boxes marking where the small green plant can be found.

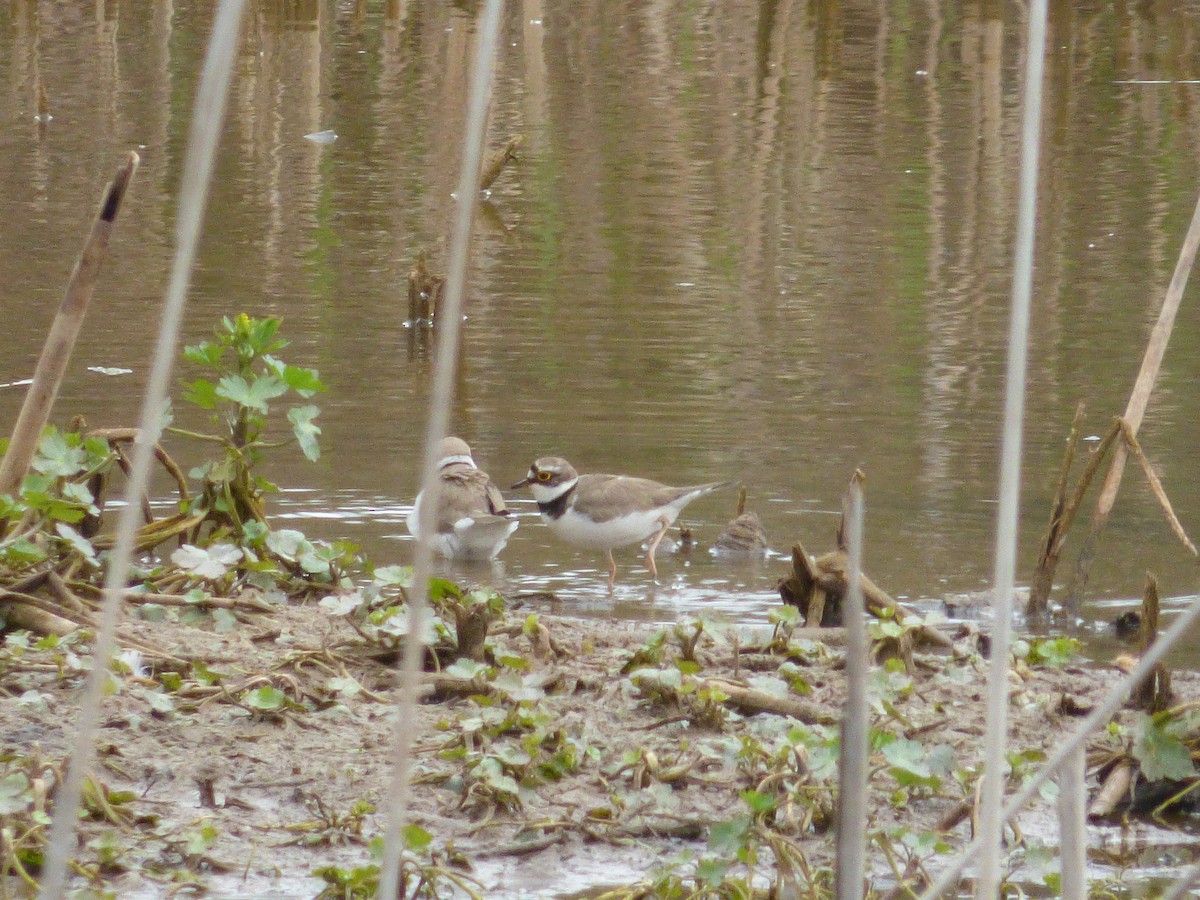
[173,314,325,542]
[0,427,114,571]
[313,832,484,898]
[1013,636,1082,668]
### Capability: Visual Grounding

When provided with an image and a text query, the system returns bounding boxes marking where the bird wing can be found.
[483,479,509,516]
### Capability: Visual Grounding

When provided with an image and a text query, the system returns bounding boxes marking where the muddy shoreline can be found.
[3,591,1192,898]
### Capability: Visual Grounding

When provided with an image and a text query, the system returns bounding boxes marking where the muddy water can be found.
[2,1,1200,649]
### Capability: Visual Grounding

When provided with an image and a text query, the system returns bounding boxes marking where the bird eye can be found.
[536,471,553,483]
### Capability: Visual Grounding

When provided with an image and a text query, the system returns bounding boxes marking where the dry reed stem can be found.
[1118,420,1198,556]
[36,1,247,894]
[1057,745,1087,900]
[835,472,868,900]
[1027,401,1085,617]
[377,2,505,896]
[1070,187,1200,610]
[0,153,139,498]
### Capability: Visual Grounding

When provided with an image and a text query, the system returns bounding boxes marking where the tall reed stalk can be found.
[37,2,247,896]
[835,476,868,900]
[376,2,505,897]
[973,0,1048,894]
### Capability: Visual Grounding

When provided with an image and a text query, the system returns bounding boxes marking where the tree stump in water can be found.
[777,539,952,651]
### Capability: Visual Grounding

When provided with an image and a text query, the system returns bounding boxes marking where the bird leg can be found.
[606,550,618,592]
[644,515,671,582]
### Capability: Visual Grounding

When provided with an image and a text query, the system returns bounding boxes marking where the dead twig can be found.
[0,153,140,498]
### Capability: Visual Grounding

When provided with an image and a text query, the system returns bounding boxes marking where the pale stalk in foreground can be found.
[376,1,505,897]
[973,0,1047,893]
[38,2,247,896]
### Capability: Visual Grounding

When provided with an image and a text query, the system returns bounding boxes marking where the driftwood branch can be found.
[702,678,837,726]
[779,540,952,651]
[1087,761,1133,819]
[0,153,140,497]
[1069,188,1200,612]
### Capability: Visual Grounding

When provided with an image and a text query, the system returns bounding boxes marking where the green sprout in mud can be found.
[631,667,728,729]
[1013,635,1082,668]
[594,790,829,899]
[432,656,588,817]
[314,830,484,900]
[172,314,325,542]
[0,427,114,571]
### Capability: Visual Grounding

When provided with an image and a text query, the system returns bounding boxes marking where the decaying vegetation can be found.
[3,330,1200,897]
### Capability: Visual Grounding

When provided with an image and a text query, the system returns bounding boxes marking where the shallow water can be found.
[3,1,1200,657]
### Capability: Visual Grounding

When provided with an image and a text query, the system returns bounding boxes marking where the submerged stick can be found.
[1028,402,1085,618]
[1069,187,1200,614]
[0,153,139,498]
[479,134,523,191]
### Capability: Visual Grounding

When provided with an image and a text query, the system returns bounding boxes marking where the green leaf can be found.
[244,685,286,711]
[695,856,732,886]
[429,578,463,602]
[1133,714,1196,782]
[183,341,225,368]
[373,565,413,587]
[883,738,931,778]
[768,605,801,626]
[55,523,98,564]
[182,378,219,410]
[0,772,33,815]
[32,428,87,477]
[183,822,219,855]
[741,789,776,815]
[266,357,326,396]
[266,529,309,560]
[402,824,432,851]
[327,676,361,698]
[445,659,488,680]
[288,405,322,461]
[216,374,287,413]
[143,689,176,715]
[708,816,750,854]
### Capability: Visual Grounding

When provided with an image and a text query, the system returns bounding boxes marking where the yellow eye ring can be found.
[536,471,552,483]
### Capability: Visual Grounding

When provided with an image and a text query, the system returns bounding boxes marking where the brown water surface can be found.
[3,0,1200,648]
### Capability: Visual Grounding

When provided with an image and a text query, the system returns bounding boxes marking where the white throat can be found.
[439,454,476,469]
[530,476,577,503]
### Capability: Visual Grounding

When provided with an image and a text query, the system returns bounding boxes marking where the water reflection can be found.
[2,0,1200,650]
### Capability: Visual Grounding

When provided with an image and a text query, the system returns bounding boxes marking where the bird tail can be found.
[675,480,737,510]
[452,514,520,559]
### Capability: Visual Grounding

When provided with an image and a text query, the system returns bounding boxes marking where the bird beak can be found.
[510,475,531,490]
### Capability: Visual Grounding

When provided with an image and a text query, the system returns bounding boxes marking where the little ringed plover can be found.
[407,437,518,560]
[511,456,733,589]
